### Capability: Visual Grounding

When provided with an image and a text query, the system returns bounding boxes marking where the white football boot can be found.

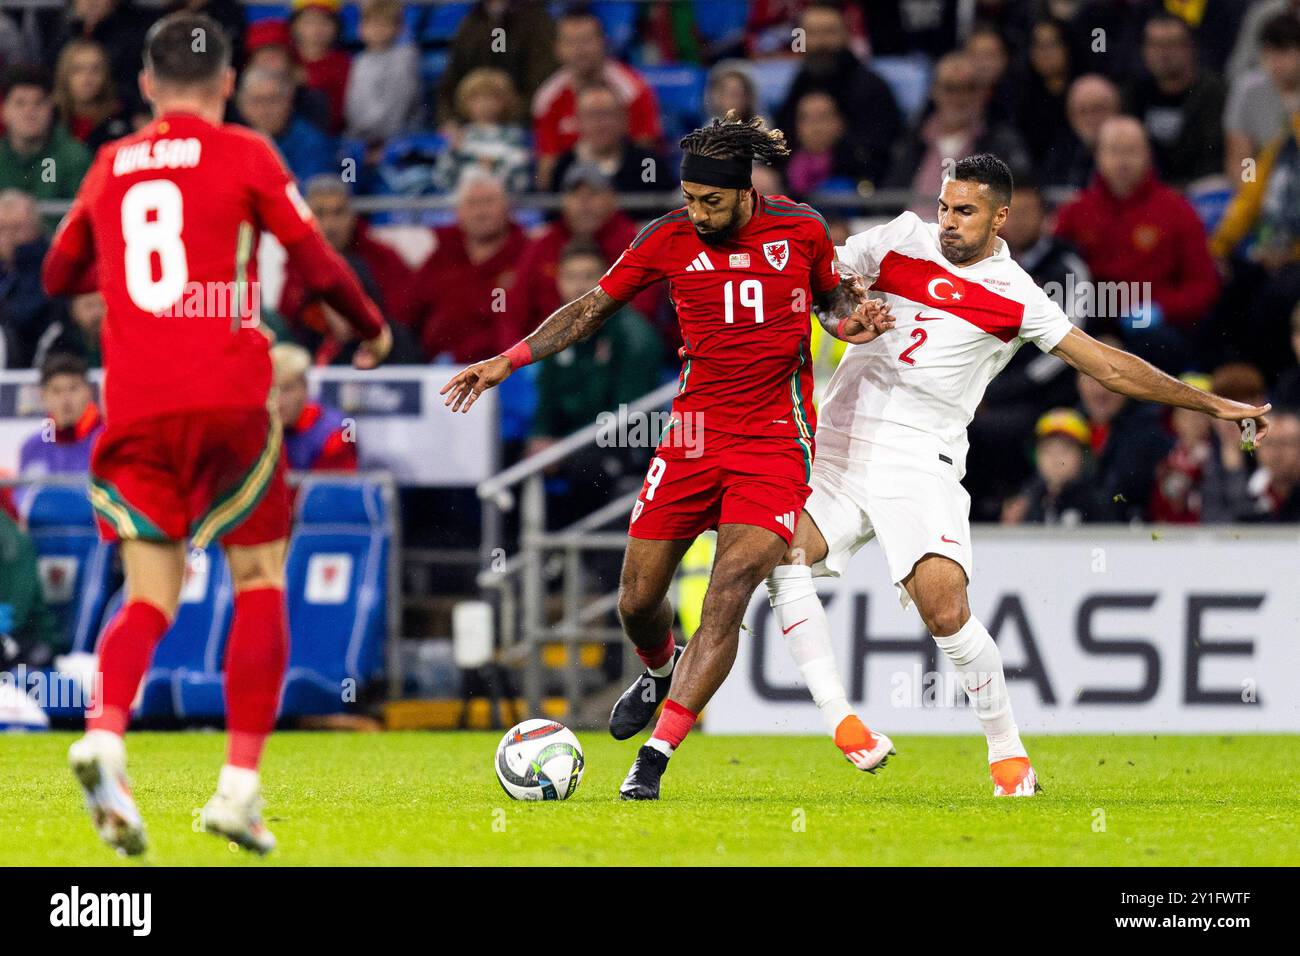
[68,730,148,856]
[991,756,1041,797]
[834,716,896,773]
[201,765,277,855]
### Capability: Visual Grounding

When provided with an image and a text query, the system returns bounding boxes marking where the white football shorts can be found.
[802,452,973,608]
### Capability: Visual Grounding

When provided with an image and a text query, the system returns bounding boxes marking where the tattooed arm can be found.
[812,269,895,344]
[441,286,625,413]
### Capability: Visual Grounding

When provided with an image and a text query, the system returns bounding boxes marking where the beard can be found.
[939,231,985,265]
[695,212,742,245]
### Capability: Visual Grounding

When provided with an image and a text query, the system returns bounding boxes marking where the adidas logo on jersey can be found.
[684,252,715,272]
[775,511,796,533]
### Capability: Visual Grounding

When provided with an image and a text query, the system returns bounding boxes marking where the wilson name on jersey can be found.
[599,194,840,440]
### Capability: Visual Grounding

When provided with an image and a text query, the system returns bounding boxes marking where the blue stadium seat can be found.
[693,0,748,46]
[749,59,800,118]
[280,481,390,716]
[871,55,933,124]
[137,548,235,721]
[640,64,705,142]
[421,0,473,43]
[22,485,117,656]
[243,4,288,25]
[591,1,637,58]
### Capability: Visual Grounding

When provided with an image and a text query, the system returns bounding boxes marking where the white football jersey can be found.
[821,211,1074,477]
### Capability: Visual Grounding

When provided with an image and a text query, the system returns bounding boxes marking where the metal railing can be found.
[475,379,678,717]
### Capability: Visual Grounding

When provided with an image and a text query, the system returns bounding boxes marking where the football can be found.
[494,719,585,801]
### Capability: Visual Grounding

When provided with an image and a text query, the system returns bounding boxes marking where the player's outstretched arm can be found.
[1052,326,1271,445]
[440,285,625,414]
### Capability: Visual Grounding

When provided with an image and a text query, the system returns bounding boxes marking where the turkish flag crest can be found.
[763,240,790,271]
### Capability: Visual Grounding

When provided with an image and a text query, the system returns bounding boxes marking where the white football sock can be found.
[766,565,854,735]
[645,737,674,758]
[931,616,1027,763]
[647,655,675,679]
[217,764,261,799]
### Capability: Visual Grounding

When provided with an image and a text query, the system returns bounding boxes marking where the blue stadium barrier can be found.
[21,485,117,656]
[693,0,748,47]
[137,548,235,721]
[280,481,391,716]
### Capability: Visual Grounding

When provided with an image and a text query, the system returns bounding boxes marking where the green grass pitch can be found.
[2,731,1297,866]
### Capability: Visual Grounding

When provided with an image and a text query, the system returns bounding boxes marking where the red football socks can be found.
[87,600,171,735]
[651,699,697,750]
[223,587,289,770]
[636,632,676,671]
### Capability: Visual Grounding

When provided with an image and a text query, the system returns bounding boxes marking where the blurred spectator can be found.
[48,0,155,112]
[885,52,1029,211]
[1124,13,1225,188]
[0,11,30,74]
[289,0,350,135]
[774,2,900,188]
[1076,341,1175,522]
[272,342,358,471]
[1227,0,1300,81]
[968,180,1089,518]
[1274,302,1300,408]
[751,163,786,198]
[0,190,72,370]
[1147,373,1245,523]
[18,353,102,481]
[860,0,958,59]
[436,0,557,128]
[1055,116,1219,372]
[433,68,531,195]
[785,91,874,198]
[1001,408,1114,526]
[64,292,103,367]
[243,19,332,134]
[1224,13,1300,183]
[344,0,420,145]
[237,66,338,182]
[53,39,132,153]
[1236,407,1300,521]
[1017,17,1075,166]
[280,175,419,330]
[412,171,528,362]
[964,21,1020,126]
[529,240,663,452]
[0,67,91,216]
[548,82,663,193]
[1041,73,1121,188]
[0,509,60,671]
[1070,0,1149,83]
[511,164,661,349]
[163,0,247,70]
[704,62,758,123]
[1209,112,1300,378]
[531,8,662,190]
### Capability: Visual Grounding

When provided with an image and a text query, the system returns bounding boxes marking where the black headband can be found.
[680,153,753,189]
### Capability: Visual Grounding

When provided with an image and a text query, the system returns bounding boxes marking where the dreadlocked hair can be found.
[679,110,790,166]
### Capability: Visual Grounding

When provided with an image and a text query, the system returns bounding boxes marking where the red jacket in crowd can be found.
[413,222,530,362]
[1054,170,1220,329]
[280,221,417,331]
[510,212,662,342]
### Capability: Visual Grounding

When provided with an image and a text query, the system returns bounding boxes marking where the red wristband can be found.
[503,341,533,369]
[835,316,852,339]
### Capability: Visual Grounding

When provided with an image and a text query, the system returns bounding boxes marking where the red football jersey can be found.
[599,194,839,438]
[46,112,317,425]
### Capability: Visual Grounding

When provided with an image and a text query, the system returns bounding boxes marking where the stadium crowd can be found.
[0,0,1299,527]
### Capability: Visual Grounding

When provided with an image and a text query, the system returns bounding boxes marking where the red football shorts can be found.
[628,426,813,544]
[89,407,290,548]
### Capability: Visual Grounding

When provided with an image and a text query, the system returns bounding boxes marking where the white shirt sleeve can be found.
[836,212,917,282]
[1019,283,1075,353]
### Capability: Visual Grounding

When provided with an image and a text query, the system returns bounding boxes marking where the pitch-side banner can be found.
[709,527,1300,734]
